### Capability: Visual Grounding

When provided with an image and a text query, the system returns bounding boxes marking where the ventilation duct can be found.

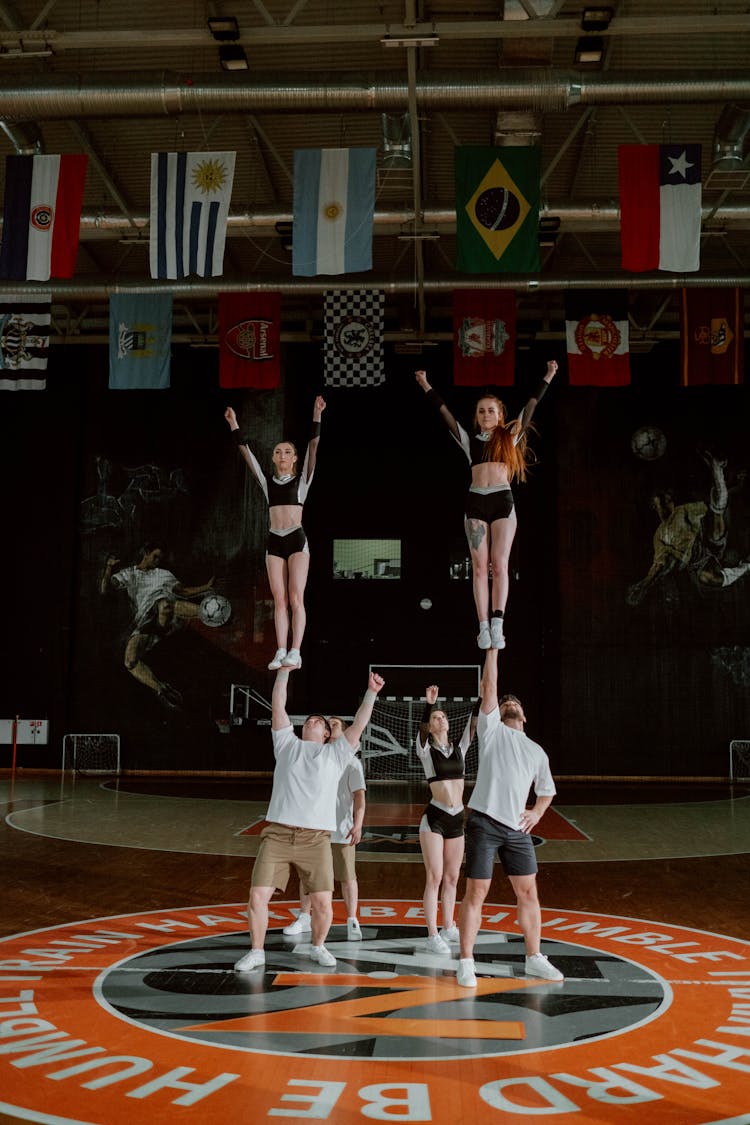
[712,103,750,169]
[0,120,43,154]
[380,113,412,168]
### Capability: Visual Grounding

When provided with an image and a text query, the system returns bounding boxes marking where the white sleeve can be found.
[457,713,474,758]
[240,444,270,505]
[449,421,472,463]
[271,725,296,760]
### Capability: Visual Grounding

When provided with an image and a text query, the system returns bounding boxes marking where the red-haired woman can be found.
[415,362,556,649]
[225,396,325,671]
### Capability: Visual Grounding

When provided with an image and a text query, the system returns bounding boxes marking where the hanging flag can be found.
[109,293,172,389]
[565,292,630,386]
[149,152,236,279]
[681,287,744,386]
[218,292,282,389]
[293,148,376,277]
[618,144,701,273]
[324,290,384,387]
[455,146,540,274]
[453,289,516,386]
[0,154,87,281]
[0,295,51,390]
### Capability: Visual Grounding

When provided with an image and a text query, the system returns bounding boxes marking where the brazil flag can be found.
[455,146,541,274]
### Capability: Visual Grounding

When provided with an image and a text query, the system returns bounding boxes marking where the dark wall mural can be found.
[556,355,749,776]
[1,339,747,777]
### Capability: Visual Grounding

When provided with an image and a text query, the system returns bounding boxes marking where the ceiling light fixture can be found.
[219,44,249,71]
[381,34,439,48]
[575,36,605,66]
[208,16,240,41]
[580,7,614,32]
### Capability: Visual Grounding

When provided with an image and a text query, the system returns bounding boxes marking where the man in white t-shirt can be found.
[457,648,563,987]
[284,718,367,942]
[235,669,384,973]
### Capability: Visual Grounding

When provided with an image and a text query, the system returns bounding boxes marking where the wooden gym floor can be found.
[1,773,749,1125]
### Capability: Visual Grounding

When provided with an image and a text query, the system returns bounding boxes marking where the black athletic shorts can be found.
[464,489,514,524]
[419,802,465,839]
[266,527,309,560]
[464,809,537,878]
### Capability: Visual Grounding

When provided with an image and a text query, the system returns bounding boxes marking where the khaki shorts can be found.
[332,842,356,882]
[252,823,334,893]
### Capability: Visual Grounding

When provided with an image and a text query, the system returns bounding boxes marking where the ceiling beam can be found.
[3,15,750,53]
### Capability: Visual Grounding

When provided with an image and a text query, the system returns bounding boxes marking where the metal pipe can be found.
[1,69,750,119]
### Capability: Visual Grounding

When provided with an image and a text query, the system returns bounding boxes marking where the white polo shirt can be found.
[267,726,355,832]
[468,706,556,830]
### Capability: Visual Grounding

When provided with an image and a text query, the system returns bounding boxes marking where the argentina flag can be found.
[293,148,376,277]
[149,152,236,279]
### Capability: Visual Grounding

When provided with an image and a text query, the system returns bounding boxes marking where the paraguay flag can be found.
[149,152,236,279]
[293,148,376,277]
[0,154,88,281]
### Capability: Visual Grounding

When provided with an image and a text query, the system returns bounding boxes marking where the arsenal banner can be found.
[681,287,744,386]
[453,290,516,386]
[565,292,630,386]
[218,293,281,389]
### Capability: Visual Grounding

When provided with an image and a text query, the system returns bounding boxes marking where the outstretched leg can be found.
[287,550,310,652]
[266,554,290,652]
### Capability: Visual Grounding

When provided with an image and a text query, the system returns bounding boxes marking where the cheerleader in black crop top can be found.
[224,396,325,672]
[415,684,479,953]
[416,361,557,653]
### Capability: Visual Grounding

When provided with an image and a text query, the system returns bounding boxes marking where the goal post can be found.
[364,664,480,782]
[729,740,750,781]
[62,733,121,776]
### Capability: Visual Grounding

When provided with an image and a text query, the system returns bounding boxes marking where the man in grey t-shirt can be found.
[457,648,563,987]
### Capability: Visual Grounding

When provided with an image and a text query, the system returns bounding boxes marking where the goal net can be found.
[62,734,121,776]
[363,664,480,782]
[729,740,750,781]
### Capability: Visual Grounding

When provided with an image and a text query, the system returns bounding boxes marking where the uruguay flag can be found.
[149,152,236,279]
[0,154,88,281]
[293,148,376,277]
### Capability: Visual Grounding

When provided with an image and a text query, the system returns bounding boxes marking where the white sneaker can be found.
[234,949,265,972]
[525,952,564,981]
[440,925,459,944]
[282,648,302,669]
[309,945,336,967]
[490,617,506,649]
[456,958,477,987]
[425,933,451,955]
[477,621,491,650]
[347,917,362,940]
[283,911,312,936]
[268,648,287,671]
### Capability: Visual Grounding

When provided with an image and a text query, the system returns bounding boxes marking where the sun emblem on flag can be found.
[323,201,343,221]
[191,159,228,194]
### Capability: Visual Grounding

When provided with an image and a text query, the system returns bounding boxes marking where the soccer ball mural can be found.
[199,593,232,627]
[630,425,667,461]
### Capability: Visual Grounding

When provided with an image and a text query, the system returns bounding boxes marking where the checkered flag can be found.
[324,289,385,387]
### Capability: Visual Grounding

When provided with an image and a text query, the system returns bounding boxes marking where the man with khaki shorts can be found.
[235,669,384,972]
[284,718,367,942]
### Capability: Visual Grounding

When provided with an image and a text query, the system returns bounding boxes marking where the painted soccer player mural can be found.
[626,449,749,607]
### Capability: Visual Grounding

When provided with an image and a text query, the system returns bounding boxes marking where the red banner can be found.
[218,292,281,388]
[680,288,744,385]
[452,289,516,386]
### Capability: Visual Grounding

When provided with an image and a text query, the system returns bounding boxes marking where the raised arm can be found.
[174,576,214,598]
[515,359,557,439]
[300,395,326,485]
[418,684,439,749]
[224,406,269,501]
[271,667,292,730]
[480,649,499,715]
[415,370,464,446]
[100,554,121,595]
[344,671,385,748]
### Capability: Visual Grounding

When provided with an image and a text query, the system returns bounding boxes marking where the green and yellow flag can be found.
[455,146,541,273]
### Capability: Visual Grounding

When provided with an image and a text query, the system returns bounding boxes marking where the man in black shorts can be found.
[457,648,563,987]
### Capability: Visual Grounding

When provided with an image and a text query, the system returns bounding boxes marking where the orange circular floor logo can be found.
[0,900,748,1123]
